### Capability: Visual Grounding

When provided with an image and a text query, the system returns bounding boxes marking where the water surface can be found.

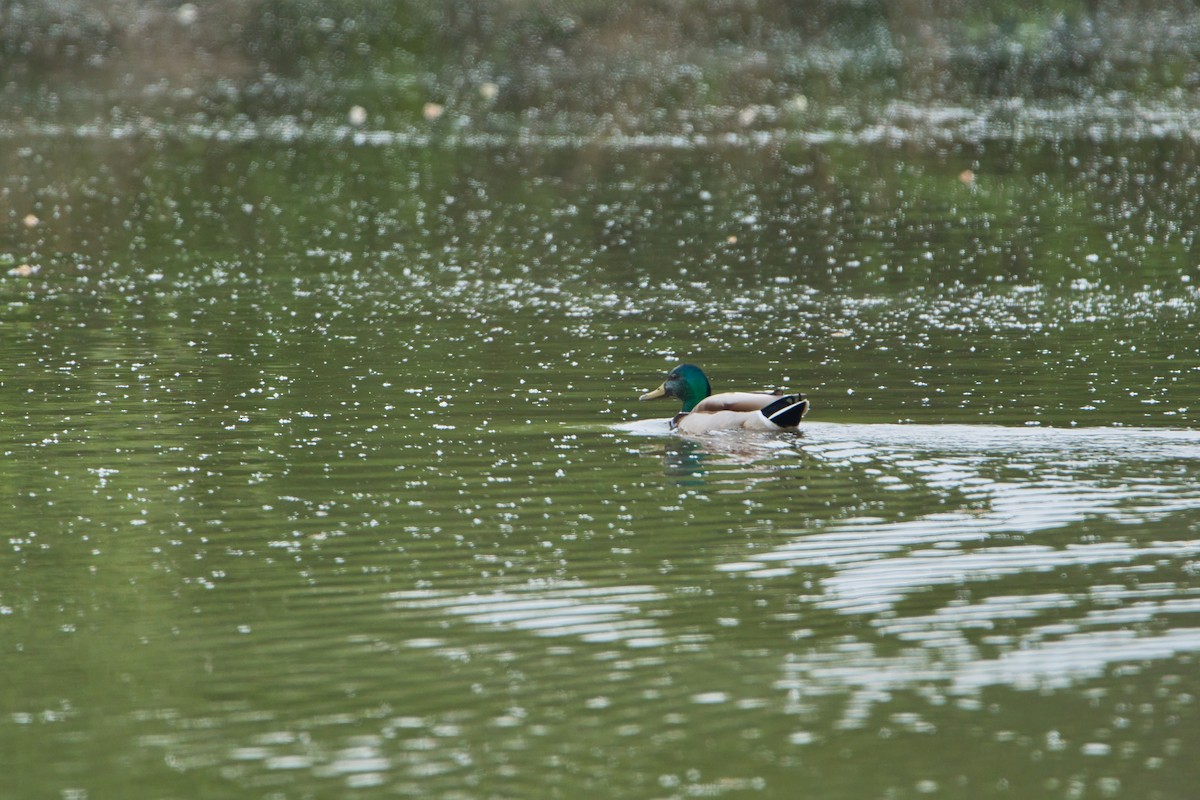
[2,101,1200,799]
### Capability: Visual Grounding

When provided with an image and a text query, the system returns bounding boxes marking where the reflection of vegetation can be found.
[4,1,1200,132]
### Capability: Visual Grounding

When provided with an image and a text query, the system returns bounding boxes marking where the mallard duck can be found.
[639,363,809,434]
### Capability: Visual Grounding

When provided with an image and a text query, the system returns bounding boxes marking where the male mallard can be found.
[639,363,809,434]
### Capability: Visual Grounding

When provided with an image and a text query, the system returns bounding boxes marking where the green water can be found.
[3,114,1200,800]
[4,128,1195,796]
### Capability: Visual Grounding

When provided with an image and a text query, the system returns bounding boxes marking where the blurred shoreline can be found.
[4,1,1200,138]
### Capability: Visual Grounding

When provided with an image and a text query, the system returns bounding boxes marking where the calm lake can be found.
[4,56,1200,800]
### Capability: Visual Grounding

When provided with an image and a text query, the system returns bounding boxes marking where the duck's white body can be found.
[672,391,808,434]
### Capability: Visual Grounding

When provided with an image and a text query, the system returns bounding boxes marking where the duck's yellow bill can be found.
[640,383,667,400]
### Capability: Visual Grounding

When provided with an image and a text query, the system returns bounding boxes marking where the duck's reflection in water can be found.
[661,430,805,486]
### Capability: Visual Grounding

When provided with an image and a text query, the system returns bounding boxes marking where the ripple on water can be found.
[389,580,670,648]
[711,419,1200,728]
[720,422,1200,595]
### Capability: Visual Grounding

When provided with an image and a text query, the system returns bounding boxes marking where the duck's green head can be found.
[639,363,712,412]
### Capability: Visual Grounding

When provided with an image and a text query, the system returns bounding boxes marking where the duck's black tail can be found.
[761,394,809,429]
